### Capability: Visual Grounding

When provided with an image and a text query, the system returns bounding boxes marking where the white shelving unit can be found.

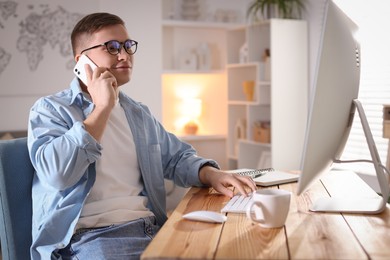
[161,0,249,169]
[227,19,309,170]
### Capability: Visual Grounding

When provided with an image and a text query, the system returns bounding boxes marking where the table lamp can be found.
[180,98,202,135]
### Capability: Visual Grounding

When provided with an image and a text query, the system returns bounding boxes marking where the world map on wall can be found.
[0,1,16,75]
[0,1,84,74]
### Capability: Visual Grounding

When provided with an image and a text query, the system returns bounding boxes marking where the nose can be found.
[117,47,129,60]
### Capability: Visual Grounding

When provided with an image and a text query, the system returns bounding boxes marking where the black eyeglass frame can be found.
[80,39,138,55]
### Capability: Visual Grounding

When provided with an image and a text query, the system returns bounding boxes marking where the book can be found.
[227,168,299,187]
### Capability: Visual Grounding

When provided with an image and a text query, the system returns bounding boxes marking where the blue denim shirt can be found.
[28,78,218,259]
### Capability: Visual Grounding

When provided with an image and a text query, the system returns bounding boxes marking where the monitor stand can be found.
[310,99,390,214]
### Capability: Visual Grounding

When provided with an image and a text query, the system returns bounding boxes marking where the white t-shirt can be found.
[77,100,153,229]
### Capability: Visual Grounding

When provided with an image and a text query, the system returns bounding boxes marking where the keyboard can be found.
[221,193,253,213]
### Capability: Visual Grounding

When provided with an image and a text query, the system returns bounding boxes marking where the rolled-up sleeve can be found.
[150,109,219,187]
[28,96,101,190]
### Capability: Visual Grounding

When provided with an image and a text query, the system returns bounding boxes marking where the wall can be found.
[0,0,161,131]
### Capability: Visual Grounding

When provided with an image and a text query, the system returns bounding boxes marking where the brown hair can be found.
[71,13,125,56]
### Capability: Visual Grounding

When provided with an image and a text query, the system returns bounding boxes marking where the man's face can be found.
[76,24,134,87]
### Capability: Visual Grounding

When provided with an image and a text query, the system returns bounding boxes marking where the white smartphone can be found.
[73,54,97,85]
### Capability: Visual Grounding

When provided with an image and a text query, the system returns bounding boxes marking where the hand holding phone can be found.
[73,54,98,86]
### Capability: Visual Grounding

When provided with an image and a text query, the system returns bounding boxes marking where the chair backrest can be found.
[0,137,33,260]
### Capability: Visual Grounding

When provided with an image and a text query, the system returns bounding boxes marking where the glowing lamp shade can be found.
[180,98,202,135]
[180,98,202,118]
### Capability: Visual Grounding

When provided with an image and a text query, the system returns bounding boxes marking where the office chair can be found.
[0,137,33,260]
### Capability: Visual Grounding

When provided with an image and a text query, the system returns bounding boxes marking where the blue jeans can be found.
[54,216,160,260]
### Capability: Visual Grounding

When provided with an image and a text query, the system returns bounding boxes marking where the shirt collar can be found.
[70,78,83,104]
[69,77,93,107]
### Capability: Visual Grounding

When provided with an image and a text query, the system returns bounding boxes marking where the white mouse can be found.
[182,210,227,223]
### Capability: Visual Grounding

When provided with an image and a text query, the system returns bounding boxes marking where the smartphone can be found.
[73,54,97,85]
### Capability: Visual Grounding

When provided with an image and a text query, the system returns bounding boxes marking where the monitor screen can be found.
[296,0,360,195]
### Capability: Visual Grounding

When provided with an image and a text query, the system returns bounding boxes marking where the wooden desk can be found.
[142,171,390,259]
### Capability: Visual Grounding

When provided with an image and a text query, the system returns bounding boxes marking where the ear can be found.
[75,54,81,63]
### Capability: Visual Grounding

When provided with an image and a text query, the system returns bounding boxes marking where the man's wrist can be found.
[199,162,217,171]
[198,162,218,185]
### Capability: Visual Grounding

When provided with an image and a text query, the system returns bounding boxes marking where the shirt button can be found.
[56,243,65,249]
[146,227,152,234]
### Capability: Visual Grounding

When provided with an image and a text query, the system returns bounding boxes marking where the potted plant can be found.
[247,0,305,21]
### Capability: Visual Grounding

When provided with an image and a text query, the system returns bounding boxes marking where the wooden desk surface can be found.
[142,171,390,259]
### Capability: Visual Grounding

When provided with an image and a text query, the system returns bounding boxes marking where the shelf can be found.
[228,100,270,106]
[239,139,271,148]
[162,69,225,75]
[259,81,271,86]
[162,19,244,29]
[226,62,260,69]
[179,134,226,142]
[227,62,271,104]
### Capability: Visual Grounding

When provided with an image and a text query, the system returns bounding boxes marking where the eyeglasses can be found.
[80,39,138,56]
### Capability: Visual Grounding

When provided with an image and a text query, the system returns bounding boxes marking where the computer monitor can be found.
[296,0,389,213]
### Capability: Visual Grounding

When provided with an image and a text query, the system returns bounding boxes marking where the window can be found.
[333,0,390,174]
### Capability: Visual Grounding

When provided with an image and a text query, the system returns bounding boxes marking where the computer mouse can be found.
[182,210,227,223]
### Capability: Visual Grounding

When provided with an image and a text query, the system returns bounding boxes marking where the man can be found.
[28,12,256,259]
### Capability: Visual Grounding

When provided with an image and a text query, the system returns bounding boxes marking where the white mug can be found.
[246,189,291,228]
